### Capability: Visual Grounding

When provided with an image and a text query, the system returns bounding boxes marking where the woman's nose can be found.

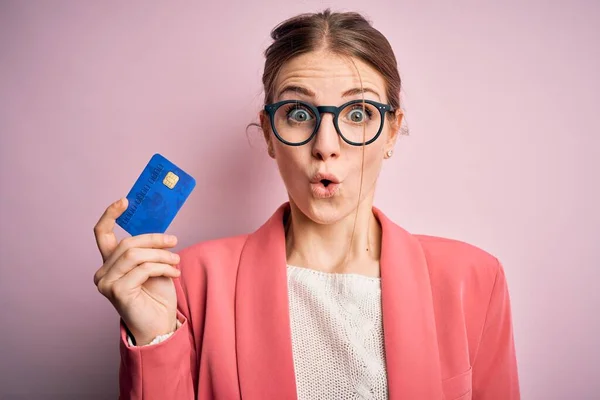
[311,114,341,161]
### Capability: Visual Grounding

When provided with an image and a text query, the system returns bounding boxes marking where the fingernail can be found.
[172,253,180,262]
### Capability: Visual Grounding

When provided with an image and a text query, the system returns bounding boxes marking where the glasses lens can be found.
[338,102,381,144]
[274,102,317,144]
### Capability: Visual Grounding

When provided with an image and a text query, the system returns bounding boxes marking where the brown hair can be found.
[248,8,408,139]
[262,9,403,115]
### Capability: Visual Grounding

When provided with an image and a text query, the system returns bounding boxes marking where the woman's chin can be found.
[295,197,351,225]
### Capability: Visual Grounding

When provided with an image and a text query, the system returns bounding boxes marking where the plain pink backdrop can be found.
[1,1,598,399]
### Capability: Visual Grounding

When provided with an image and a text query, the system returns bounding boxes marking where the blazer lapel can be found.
[374,207,443,399]
[235,203,298,399]
[235,203,443,399]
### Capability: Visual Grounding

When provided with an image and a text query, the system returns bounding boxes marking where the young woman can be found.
[94,9,520,400]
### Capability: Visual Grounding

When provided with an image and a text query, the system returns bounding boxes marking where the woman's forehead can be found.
[274,51,386,102]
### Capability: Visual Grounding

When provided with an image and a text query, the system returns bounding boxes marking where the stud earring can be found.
[386,150,393,158]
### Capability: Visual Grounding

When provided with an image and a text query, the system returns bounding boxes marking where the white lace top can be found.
[286,265,388,399]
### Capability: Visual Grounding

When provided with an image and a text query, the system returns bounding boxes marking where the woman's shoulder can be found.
[377,205,503,282]
[414,233,504,288]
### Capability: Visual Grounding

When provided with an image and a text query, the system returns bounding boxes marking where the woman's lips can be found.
[310,181,340,198]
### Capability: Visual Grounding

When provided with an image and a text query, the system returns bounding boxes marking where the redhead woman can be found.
[93,9,520,400]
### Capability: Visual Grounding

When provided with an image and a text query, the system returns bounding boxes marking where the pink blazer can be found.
[118,203,520,400]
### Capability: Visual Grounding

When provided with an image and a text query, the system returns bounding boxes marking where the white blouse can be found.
[286,265,388,399]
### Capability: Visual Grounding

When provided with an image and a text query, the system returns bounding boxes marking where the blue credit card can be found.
[116,153,196,236]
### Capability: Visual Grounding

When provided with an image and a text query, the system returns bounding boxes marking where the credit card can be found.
[116,153,196,236]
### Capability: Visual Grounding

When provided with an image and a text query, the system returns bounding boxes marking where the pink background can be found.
[1,1,598,398]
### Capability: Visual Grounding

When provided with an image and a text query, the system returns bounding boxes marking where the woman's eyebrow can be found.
[277,85,381,100]
[277,85,315,99]
[342,87,381,100]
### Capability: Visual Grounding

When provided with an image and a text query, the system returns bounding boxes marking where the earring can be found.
[386,149,393,158]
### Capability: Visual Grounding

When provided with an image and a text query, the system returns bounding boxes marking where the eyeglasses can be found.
[264,99,394,146]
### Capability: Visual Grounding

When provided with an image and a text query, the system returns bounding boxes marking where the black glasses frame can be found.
[263,99,395,146]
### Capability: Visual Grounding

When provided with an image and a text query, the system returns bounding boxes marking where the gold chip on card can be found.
[163,171,179,189]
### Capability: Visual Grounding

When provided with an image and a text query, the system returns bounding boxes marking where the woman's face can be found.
[260,49,403,224]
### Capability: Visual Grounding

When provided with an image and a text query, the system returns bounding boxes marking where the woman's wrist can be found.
[128,319,182,347]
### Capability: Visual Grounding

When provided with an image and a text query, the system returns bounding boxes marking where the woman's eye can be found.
[349,110,364,122]
[288,108,312,122]
[347,107,371,123]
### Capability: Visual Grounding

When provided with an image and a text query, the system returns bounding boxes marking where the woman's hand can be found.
[93,198,181,345]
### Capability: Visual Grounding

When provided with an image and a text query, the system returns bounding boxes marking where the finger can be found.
[108,233,178,267]
[100,248,180,284]
[94,234,178,284]
[94,198,129,262]
[112,263,181,297]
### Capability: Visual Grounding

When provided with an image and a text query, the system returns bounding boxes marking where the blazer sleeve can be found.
[117,268,198,400]
[472,260,520,399]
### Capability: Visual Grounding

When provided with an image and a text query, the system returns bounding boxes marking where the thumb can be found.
[94,198,128,262]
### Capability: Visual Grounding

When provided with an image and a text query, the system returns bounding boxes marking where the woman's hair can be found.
[254,9,407,257]
[261,8,405,128]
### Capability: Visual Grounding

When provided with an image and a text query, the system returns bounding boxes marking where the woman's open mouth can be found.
[310,178,340,199]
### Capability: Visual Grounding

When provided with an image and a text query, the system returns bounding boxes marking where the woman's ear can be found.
[384,110,404,151]
[393,109,404,133]
[259,111,275,159]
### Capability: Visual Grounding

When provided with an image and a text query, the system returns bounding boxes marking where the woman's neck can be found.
[284,199,382,274]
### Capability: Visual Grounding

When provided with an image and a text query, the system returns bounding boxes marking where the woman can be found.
[94,9,520,400]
